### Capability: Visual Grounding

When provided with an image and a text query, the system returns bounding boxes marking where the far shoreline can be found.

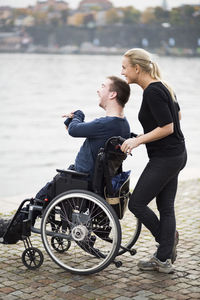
[0,47,200,58]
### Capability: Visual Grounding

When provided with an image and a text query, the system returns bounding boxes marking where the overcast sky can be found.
[1,0,200,10]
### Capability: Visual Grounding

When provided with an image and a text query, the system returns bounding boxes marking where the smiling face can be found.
[97,78,113,109]
[121,56,138,84]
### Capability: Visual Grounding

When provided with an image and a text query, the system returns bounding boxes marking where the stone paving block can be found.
[0,287,15,294]
[132,295,149,300]
[189,293,200,299]
[2,295,18,300]
[57,285,75,293]
[10,290,24,297]
[175,296,190,300]
[114,297,132,300]
[148,294,167,299]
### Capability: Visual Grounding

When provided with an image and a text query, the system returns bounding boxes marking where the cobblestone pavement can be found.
[0,179,200,300]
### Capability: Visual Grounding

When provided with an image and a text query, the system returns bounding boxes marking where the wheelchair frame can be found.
[0,136,141,275]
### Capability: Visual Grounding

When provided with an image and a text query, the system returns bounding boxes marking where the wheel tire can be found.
[41,190,121,275]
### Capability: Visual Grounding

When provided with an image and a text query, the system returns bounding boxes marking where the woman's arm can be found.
[121,123,173,154]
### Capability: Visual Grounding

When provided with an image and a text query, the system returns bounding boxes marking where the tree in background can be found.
[154,6,169,24]
[1,3,199,28]
[121,6,141,24]
[140,7,155,24]
[106,8,121,24]
[170,5,199,26]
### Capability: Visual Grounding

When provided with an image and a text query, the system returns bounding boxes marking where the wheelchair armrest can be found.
[56,169,89,178]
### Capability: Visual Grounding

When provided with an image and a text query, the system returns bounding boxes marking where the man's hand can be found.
[62,111,75,119]
[62,111,75,130]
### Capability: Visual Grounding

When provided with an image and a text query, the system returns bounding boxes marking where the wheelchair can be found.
[0,136,141,275]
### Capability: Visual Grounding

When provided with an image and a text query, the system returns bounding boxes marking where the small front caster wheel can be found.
[114,260,122,268]
[51,236,71,253]
[22,247,44,270]
[130,249,137,256]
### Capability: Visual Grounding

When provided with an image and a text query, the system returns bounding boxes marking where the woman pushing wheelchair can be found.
[121,48,187,274]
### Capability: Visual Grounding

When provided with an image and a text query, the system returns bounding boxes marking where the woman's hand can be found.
[121,138,141,155]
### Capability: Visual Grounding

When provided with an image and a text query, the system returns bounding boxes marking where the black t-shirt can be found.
[138,82,185,157]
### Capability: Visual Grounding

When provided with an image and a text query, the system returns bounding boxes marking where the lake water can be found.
[0,53,200,203]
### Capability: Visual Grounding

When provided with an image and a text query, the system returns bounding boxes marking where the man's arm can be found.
[66,110,103,138]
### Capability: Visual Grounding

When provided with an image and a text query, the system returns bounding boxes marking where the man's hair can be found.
[107,76,130,108]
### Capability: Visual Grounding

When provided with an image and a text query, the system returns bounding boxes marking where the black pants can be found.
[128,150,187,262]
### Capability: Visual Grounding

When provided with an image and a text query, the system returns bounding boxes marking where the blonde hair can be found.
[124,48,176,101]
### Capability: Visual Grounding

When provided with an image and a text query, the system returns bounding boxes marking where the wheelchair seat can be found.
[51,168,89,198]
[56,169,89,178]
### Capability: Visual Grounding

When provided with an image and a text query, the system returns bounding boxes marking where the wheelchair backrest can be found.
[92,136,128,196]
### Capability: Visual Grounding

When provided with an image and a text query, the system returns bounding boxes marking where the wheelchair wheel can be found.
[41,190,121,275]
[51,236,71,253]
[118,210,141,256]
[22,247,44,270]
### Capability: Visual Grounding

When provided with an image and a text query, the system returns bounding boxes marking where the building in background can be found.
[34,0,69,12]
[162,0,168,10]
[78,0,112,12]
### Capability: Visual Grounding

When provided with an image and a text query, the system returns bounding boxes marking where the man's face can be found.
[97,78,112,109]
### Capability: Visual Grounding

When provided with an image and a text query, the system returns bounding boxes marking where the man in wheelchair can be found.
[0,76,131,242]
[36,75,131,201]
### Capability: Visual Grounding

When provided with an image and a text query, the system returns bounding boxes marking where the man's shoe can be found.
[171,230,179,264]
[137,256,174,274]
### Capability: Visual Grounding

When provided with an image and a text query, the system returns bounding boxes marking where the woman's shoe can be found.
[137,256,174,274]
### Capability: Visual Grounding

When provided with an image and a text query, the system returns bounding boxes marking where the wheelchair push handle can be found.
[116,132,138,145]
[117,137,132,156]
[118,133,138,155]
[104,136,132,156]
[105,136,125,150]
[115,136,138,156]
[117,136,126,145]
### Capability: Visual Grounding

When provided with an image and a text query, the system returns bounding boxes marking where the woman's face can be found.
[121,56,137,84]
